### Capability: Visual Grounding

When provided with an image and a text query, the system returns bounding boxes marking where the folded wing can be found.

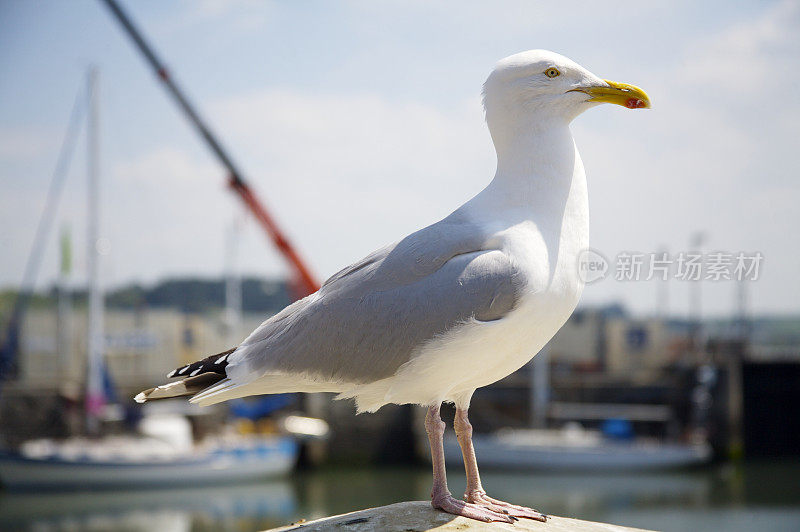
[201,212,527,401]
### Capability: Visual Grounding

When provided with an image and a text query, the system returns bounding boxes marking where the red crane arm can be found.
[100,0,320,297]
[228,177,319,296]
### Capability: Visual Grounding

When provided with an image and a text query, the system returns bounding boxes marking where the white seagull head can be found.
[483,49,650,132]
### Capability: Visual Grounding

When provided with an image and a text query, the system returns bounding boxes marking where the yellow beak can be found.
[571,79,651,109]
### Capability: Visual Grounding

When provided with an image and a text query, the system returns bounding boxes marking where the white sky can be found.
[0,0,798,319]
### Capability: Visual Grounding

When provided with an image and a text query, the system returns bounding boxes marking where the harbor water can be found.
[1,460,798,532]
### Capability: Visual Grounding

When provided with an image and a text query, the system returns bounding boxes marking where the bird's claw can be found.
[465,490,548,522]
[431,494,516,523]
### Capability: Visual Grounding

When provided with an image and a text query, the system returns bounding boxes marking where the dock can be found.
[264,501,654,531]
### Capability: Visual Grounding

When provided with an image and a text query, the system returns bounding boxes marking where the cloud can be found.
[113,146,218,186]
[681,0,799,96]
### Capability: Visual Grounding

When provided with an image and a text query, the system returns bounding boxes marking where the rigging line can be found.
[0,79,87,379]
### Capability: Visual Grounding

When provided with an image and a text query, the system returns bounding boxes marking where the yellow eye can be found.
[544,67,561,78]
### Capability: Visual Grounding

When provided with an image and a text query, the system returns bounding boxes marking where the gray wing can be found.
[230,211,526,384]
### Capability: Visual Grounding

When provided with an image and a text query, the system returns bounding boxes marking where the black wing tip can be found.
[167,365,189,378]
[166,347,236,380]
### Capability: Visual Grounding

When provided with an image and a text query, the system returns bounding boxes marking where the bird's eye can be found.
[544,68,561,78]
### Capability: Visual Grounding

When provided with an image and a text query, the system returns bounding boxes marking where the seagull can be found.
[136,50,649,523]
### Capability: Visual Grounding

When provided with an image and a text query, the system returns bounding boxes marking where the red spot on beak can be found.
[626,98,645,109]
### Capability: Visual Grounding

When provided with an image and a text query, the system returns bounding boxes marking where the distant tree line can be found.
[104,277,292,313]
[0,277,292,315]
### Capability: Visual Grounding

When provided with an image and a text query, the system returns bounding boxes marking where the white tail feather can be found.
[135,372,224,403]
[189,374,349,407]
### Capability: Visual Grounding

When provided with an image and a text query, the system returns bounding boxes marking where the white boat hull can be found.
[444,432,711,471]
[0,437,297,490]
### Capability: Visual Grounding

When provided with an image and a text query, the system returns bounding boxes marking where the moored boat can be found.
[0,433,297,490]
[444,426,711,472]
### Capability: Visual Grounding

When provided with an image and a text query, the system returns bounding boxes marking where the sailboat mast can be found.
[86,67,105,434]
[225,218,243,346]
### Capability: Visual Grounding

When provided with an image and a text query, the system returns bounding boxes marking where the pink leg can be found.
[454,406,547,522]
[425,404,515,523]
